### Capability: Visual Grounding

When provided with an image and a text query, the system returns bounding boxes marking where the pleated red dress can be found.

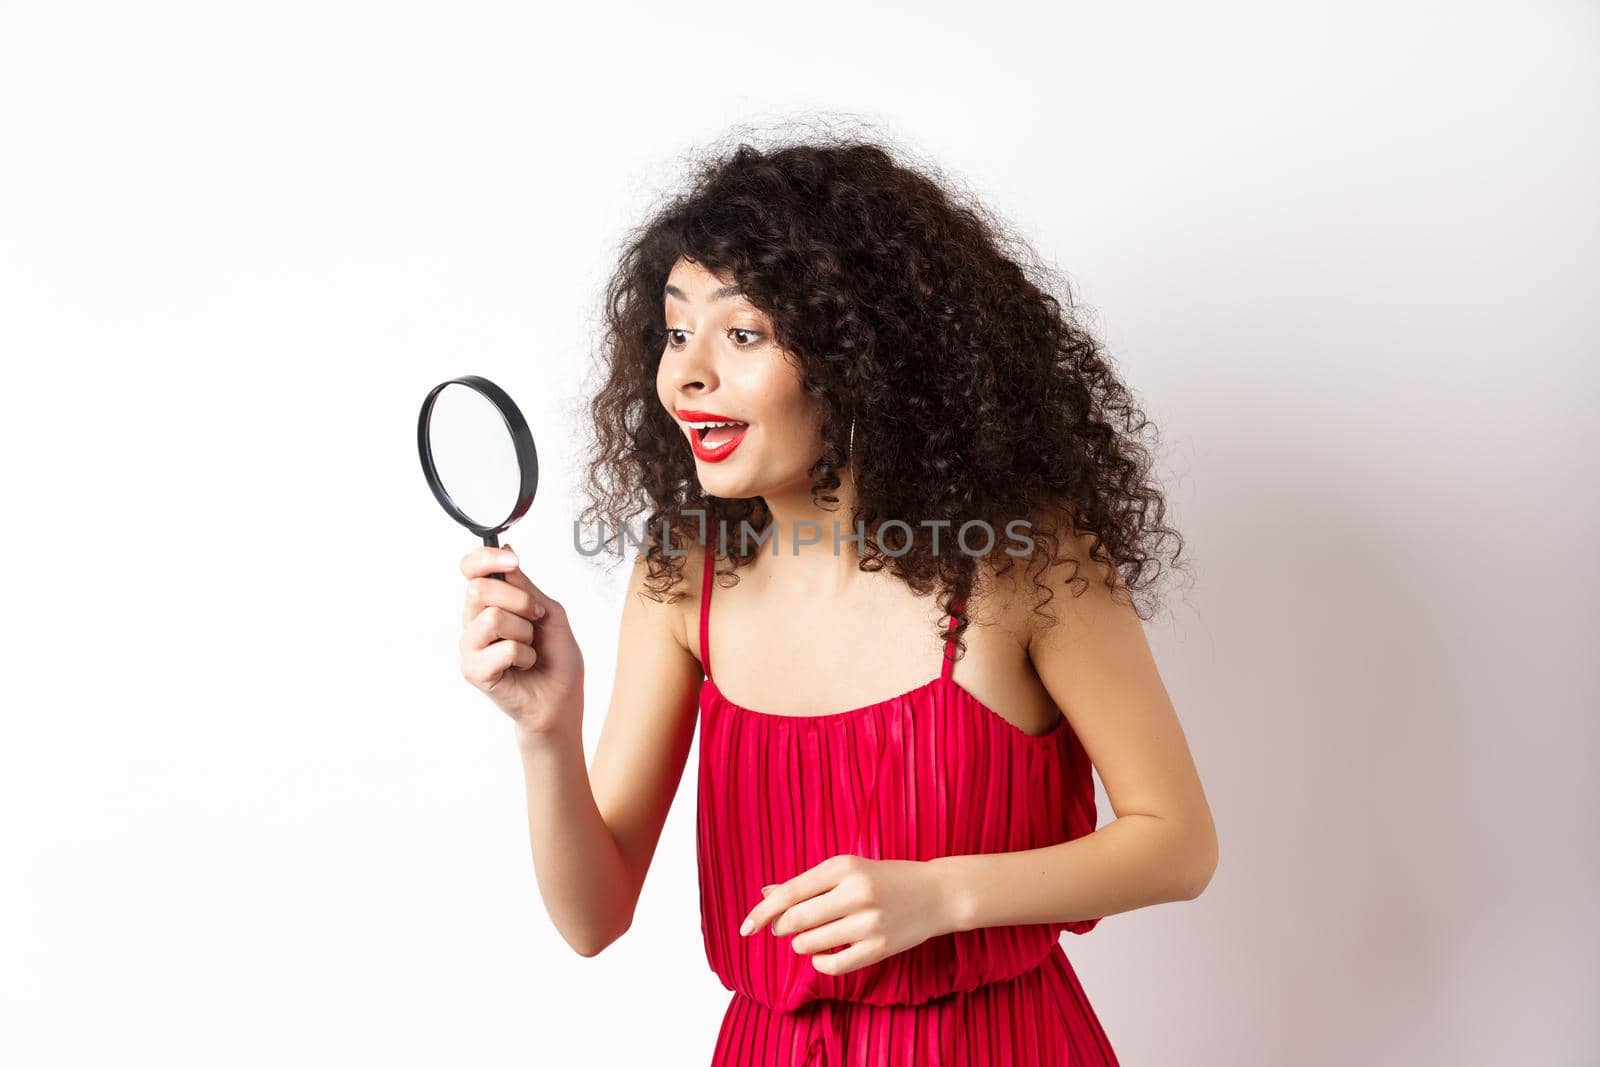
[695,543,1120,1066]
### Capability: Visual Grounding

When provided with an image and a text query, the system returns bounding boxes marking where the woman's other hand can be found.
[737,854,958,976]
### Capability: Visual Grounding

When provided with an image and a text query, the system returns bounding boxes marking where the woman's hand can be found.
[458,543,584,736]
[738,854,959,976]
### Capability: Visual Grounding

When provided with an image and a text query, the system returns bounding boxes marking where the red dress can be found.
[695,543,1120,1065]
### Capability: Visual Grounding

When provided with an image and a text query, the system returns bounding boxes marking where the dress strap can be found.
[940,596,965,681]
[699,541,715,681]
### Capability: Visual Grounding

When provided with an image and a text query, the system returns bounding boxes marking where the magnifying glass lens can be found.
[427,382,523,531]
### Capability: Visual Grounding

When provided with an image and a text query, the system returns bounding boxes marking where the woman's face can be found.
[656,257,824,500]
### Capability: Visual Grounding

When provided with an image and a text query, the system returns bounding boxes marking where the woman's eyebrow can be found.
[664,283,745,304]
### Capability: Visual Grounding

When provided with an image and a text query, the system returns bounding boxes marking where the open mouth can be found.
[693,420,749,448]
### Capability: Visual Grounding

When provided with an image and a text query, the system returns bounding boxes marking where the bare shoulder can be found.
[974,503,1128,652]
[624,534,707,664]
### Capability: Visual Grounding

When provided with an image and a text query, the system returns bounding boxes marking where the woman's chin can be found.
[700,461,799,503]
[700,473,759,500]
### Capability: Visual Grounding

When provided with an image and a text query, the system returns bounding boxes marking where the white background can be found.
[3,2,1595,1064]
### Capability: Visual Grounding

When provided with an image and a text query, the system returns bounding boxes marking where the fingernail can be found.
[739,916,754,936]
[500,553,518,569]
[761,885,775,895]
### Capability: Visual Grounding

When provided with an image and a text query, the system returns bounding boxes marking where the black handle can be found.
[483,531,505,582]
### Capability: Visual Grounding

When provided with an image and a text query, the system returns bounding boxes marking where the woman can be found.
[458,134,1217,1065]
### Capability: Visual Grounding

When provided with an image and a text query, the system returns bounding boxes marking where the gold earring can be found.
[847,415,856,463]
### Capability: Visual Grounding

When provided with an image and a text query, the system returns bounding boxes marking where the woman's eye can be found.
[663,327,762,349]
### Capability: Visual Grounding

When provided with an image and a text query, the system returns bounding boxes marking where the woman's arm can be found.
[516,550,702,956]
[935,541,1218,932]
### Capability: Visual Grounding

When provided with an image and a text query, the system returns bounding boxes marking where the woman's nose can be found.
[666,338,716,390]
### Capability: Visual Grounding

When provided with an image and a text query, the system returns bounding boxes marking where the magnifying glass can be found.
[417,375,539,581]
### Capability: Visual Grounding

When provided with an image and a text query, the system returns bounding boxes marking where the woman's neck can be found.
[739,468,864,591]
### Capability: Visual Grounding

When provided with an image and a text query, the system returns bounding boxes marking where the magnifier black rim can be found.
[417,374,539,537]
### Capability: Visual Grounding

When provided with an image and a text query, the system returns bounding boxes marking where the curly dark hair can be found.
[576,123,1188,657]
